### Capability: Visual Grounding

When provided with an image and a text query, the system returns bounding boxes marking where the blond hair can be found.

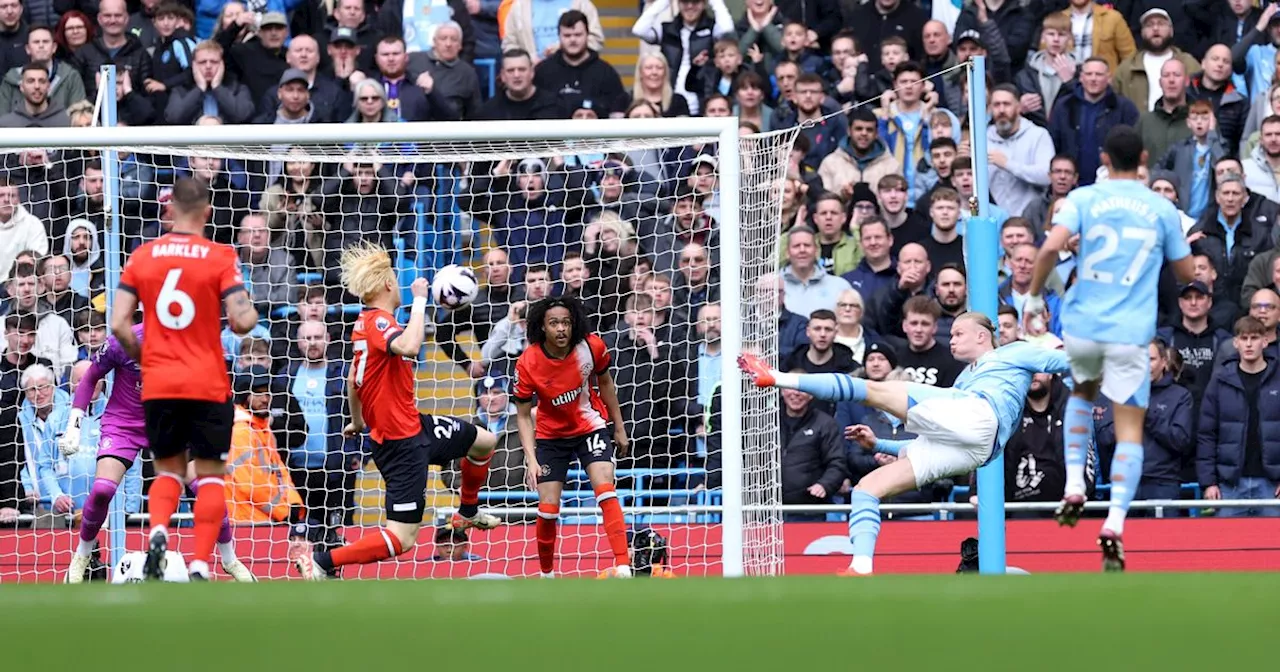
[957,311,998,347]
[633,54,674,112]
[340,240,395,302]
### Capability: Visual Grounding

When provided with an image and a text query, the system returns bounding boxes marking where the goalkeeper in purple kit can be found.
[61,324,254,583]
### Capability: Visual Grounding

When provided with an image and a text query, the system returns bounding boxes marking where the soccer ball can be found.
[432,264,480,310]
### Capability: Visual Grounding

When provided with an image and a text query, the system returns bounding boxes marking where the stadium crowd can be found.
[2,0,1280,547]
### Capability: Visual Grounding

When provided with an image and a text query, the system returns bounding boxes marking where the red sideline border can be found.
[2,518,1277,581]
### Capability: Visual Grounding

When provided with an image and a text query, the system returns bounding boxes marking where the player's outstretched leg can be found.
[449,428,502,531]
[144,470,184,580]
[187,473,227,581]
[838,458,920,576]
[66,476,120,584]
[302,524,413,581]
[738,353,924,420]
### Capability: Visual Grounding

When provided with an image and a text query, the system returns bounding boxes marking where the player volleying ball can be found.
[111,177,261,581]
[514,295,632,578]
[295,241,500,580]
[739,313,1070,576]
[61,324,253,583]
[1027,125,1194,571]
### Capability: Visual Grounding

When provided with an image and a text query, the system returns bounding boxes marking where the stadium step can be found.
[597,0,641,88]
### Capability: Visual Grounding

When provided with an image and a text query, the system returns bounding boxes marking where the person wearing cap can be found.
[1048,57,1139,186]
[534,10,626,118]
[1157,280,1231,403]
[225,365,305,525]
[950,16,1013,86]
[1055,0,1135,72]
[1112,9,1200,113]
[953,0,1034,70]
[253,33,347,124]
[1230,2,1280,102]
[315,0,388,71]
[164,40,255,125]
[441,373,526,491]
[265,67,316,125]
[214,8,288,103]
[74,0,152,100]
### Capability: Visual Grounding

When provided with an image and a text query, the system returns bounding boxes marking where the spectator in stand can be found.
[535,10,626,117]
[346,79,398,123]
[996,218,1034,280]
[213,10,287,105]
[920,21,960,108]
[354,36,457,123]
[482,264,552,377]
[732,70,773,130]
[467,157,568,279]
[1190,173,1274,315]
[876,63,937,202]
[842,217,896,303]
[436,248,520,378]
[449,374,525,491]
[782,73,845,168]
[800,191,858,276]
[922,188,965,270]
[779,366,847,518]
[478,49,565,120]
[894,295,963,387]
[224,367,303,526]
[316,153,414,285]
[1060,0,1136,71]
[314,0,390,69]
[696,38,755,102]
[503,0,603,63]
[36,255,88,325]
[782,309,856,416]
[954,0,1033,71]
[0,0,23,77]
[1242,252,1280,315]
[1149,172,1199,233]
[164,40,254,125]
[63,219,101,298]
[609,293,693,471]
[1113,9,1199,113]
[326,25,364,90]
[1001,243,1063,337]
[951,9,1014,85]
[645,272,689,343]
[76,0,151,100]
[649,183,717,276]
[633,0,734,115]
[1190,44,1249,152]
[833,288,877,363]
[752,272,809,357]
[1198,316,1280,516]
[1001,371,1079,511]
[1211,289,1280,366]
[0,180,47,283]
[988,84,1055,217]
[1049,57,1139,186]
[932,264,968,346]
[0,62,67,126]
[21,362,93,524]
[869,241,929,335]
[1159,280,1231,405]
[1242,80,1280,158]
[1023,155,1077,232]
[631,52,689,117]
[1244,115,1280,203]
[781,225,852,317]
[952,156,1012,232]
[236,213,295,314]
[412,21,481,121]
[845,0,925,73]
[777,20,822,74]
[1231,5,1280,106]
[279,320,355,549]
[854,35,904,103]
[1,313,45,522]
[1137,59,1191,170]
[0,25,85,114]
[255,34,348,125]
[735,0,785,73]
[53,11,91,64]
[996,303,1020,345]
[818,107,901,197]
[1015,13,1079,129]
[915,137,958,206]
[259,67,320,130]
[71,309,105,361]
[1157,100,1227,220]
[142,3,198,115]
[673,243,717,333]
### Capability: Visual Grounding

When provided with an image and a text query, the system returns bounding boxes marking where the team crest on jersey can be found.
[375,317,391,332]
[101,436,112,451]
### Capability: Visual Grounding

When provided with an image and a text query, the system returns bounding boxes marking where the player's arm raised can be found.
[387,278,431,357]
[223,288,260,335]
[110,288,142,361]
[597,370,629,458]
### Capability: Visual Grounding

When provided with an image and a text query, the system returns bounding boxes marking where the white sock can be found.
[188,560,209,578]
[150,524,167,541]
[1064,475,1086,498]
[218,541,237,566]
[772,371,799,389]
[75,538,95,557]
[850,555,873,575]
[1102,510,1126,536]
[540,571,555,579]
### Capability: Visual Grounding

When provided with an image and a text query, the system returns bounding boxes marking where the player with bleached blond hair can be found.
[294,241,501,580]
[739,312,1071,575]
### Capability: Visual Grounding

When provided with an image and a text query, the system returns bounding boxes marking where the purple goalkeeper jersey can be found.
[75,324,147,450]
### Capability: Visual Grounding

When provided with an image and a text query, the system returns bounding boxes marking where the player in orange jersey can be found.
[111,178,260,581]
[295,241,500,580]
[514,295,631,578]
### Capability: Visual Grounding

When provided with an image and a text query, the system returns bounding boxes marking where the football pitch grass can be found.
[2,573,1272,669]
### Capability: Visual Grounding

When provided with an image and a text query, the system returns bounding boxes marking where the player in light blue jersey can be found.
[738,312,1070,575]
[1027,126,1195,571]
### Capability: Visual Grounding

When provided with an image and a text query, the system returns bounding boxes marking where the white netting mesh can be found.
[0,123,791,581]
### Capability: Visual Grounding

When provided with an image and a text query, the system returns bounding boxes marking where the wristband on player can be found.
[411,295,428,319]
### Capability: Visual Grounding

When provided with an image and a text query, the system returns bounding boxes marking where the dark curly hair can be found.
[526,295,591,348]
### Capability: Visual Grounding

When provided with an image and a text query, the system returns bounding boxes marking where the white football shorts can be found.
[902,393,999,488]
[1062,335,1151,408]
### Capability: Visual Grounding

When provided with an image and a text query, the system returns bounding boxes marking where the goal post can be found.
[0,112,796,580]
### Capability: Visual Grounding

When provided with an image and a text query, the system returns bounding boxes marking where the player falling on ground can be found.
[111,178,260,581]
[61,324,254,583]
[739,313,1070,575]
[295,241,500,580]
[513,295,633,578]
[1027,126,1194,571]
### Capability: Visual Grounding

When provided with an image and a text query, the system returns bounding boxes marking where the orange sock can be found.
[594,483,629,567]
[148,472,183,533]
[536,503,558,574]
[191,477,225,564]
[457,454,491,518]
[330,529,403,568]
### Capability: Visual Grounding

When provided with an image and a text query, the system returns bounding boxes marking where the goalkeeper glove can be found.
[58,409,84,457]
[1023,294,1047,318]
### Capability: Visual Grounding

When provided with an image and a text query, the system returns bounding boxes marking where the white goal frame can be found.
[1,116,750,577]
